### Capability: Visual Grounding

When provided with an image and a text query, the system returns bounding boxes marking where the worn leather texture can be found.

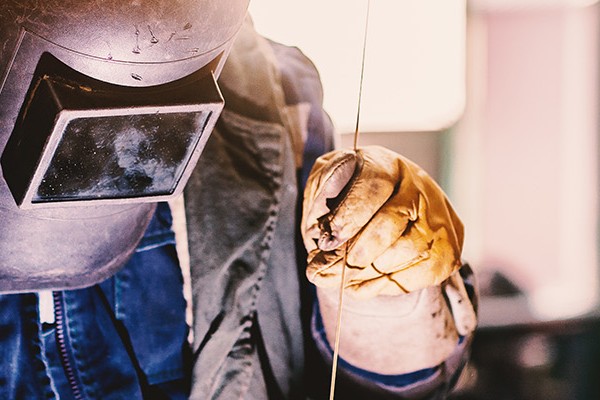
[302,145,465,297]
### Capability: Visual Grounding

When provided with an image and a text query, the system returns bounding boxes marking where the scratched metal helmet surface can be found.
[0,0,249,292]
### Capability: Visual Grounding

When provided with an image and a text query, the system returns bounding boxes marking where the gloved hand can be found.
[302,146,477,374]
[301,145,465,298]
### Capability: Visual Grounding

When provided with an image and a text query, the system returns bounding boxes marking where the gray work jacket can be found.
[185,17,320,399]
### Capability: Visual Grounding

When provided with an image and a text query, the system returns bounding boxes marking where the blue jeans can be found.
[0,202,189,399]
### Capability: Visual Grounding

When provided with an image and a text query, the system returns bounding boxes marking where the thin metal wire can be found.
[329,1,371,398]
[353,0,371,151]
[328,242,349,400]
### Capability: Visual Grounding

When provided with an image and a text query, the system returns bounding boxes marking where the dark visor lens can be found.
[35,110,211,202]
[2,52,223,208]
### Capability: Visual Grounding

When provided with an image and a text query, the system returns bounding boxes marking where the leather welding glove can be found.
[302,145,477,373]
[302,145,465,297]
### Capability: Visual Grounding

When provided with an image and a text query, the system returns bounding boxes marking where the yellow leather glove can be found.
[301,145,465,298]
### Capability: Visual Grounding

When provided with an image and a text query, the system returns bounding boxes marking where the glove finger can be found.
[372,195,460,291]
[346,151,459,268]
[443,271,477,336]
[346,174,420,267]
[314,146,402,251]
[406,158,465,257]
[301,149,358,252]
[345,236,429,298]
[306,249,349,289]
[386,252,459,293]
[346,270,409,298]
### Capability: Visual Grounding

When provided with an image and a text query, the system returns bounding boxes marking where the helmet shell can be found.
[0,0,249,292]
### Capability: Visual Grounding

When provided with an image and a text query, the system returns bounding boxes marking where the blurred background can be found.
[250,0,600,398]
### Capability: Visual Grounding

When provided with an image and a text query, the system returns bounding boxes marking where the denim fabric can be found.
[0,294,54,399]
[100,203,189,387]
[0,202,189,400]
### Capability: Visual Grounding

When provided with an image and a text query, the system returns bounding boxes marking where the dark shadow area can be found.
[450,312,600,400]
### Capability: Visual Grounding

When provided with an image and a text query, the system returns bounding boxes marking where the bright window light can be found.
[249,0,466,133]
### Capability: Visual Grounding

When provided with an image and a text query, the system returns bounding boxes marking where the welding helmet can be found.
[0,0,249,292]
